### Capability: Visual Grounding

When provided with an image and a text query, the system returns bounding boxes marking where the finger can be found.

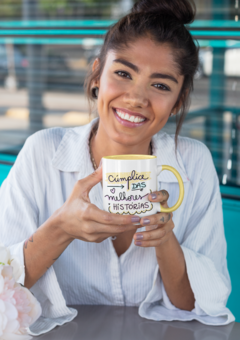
[145,224,159,231]
[148,190,169,203]
[134,221,174,247]
[161,201,169,208]
[100,222,139,236]
[78,166,102,199]
[82,203,141,226]
[75,220,139,241]
[140,211,172,227]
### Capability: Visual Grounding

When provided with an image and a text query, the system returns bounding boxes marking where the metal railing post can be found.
[22,0,45,132]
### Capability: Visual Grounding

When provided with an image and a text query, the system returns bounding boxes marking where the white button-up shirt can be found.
[0,118,235,335]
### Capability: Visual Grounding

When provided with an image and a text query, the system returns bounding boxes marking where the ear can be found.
[91,58,100,87]
[92,57,100,72]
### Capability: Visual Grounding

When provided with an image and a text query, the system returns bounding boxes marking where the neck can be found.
[90,120,152,168]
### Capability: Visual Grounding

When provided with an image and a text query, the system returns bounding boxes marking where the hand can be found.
[55,166,140,243]
[133,190,174,248]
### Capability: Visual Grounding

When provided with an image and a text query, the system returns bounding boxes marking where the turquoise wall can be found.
[0,162,239,321]
[223,198,240,322]
[0,154,16,186]
[0,164,12,185]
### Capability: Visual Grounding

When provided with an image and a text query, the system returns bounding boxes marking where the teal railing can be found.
[0,19,239,46]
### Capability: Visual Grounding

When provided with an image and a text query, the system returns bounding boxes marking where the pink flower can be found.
[0,264,42,339]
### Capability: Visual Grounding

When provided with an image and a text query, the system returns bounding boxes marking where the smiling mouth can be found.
[113,108,146,123]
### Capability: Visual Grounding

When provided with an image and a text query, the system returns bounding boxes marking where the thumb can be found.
[79,165,102,196]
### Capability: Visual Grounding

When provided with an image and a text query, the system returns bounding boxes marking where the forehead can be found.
[106,37,180,75]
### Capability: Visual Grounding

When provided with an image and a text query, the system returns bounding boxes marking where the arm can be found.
[23,166,140,289]
[155,231,195,311]
[137,143,234,325]
[134,195,195,311]
[23,210,73,289]
[1,133,138,292]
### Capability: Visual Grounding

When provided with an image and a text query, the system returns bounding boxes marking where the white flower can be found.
[0,244,24,281]
[0,245,42,339]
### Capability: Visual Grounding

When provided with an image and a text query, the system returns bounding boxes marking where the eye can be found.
[114,70,131,79]
[154,84,170,91]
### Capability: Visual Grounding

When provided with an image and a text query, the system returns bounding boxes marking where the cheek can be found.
[151,95,174,120]
[98,78,121,117]
[100,73,125,99]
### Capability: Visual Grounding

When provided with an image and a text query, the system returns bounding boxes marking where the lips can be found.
[113,107,146,120]
[112,107,148,128]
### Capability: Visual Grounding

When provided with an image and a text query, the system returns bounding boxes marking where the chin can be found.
[111,131,145,150]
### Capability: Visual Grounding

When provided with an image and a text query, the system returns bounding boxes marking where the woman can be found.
[0,0,234,334]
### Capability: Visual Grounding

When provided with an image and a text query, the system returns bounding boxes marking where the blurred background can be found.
[0,0,240,321]
[0,0,239,190]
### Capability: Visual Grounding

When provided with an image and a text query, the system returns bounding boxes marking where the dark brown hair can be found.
[84,0,199,147]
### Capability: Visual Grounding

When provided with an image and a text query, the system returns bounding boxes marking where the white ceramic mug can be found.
[102,155,184,218]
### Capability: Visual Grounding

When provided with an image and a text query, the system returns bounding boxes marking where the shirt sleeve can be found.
[0,133,77,335]
[0,136,39,286]
[138,144,235,326]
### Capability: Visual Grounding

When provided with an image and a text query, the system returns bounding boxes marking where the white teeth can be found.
[115,109,145,123]
[133,116,139,123]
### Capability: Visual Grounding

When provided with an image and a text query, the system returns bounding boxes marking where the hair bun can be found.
[131,0,195,25]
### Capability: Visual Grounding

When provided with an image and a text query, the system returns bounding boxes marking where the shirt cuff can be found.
[138,247,235,325]
[8,240,78,335]
[8,240,26,286]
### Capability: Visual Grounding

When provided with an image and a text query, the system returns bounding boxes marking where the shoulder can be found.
[10,128,66,177]
[22,125,87,157]
[157,133,217,185]
[24,127,68,152]
[156,132,213,169]
[176,135,212,164]
[175,135,218,185]
[18,123,92,172]
[24,122,92,153]
[15,127,71,169]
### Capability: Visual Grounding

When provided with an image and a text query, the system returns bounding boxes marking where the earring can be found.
[170,113,174,117]
[91,86,99,99]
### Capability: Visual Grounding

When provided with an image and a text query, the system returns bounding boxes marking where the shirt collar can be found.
[51,118,97,176]
[52,118,189,183]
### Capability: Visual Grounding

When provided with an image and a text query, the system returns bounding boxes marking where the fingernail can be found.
[135,234,143,240]
[135,241,142,246]
[142,218,150,225]
[98,158,102,168]
[131,216,140,223]
[150,193,157,199]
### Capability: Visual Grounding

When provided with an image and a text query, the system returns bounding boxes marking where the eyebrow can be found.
[113,58,178,84]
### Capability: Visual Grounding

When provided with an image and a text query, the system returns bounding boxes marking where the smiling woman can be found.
[85,0,199,150]
[0,0,235,335]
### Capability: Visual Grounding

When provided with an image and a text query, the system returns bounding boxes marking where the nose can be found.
[123,86,149,108]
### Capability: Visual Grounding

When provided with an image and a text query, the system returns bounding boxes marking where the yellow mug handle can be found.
[157,165,184,213]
